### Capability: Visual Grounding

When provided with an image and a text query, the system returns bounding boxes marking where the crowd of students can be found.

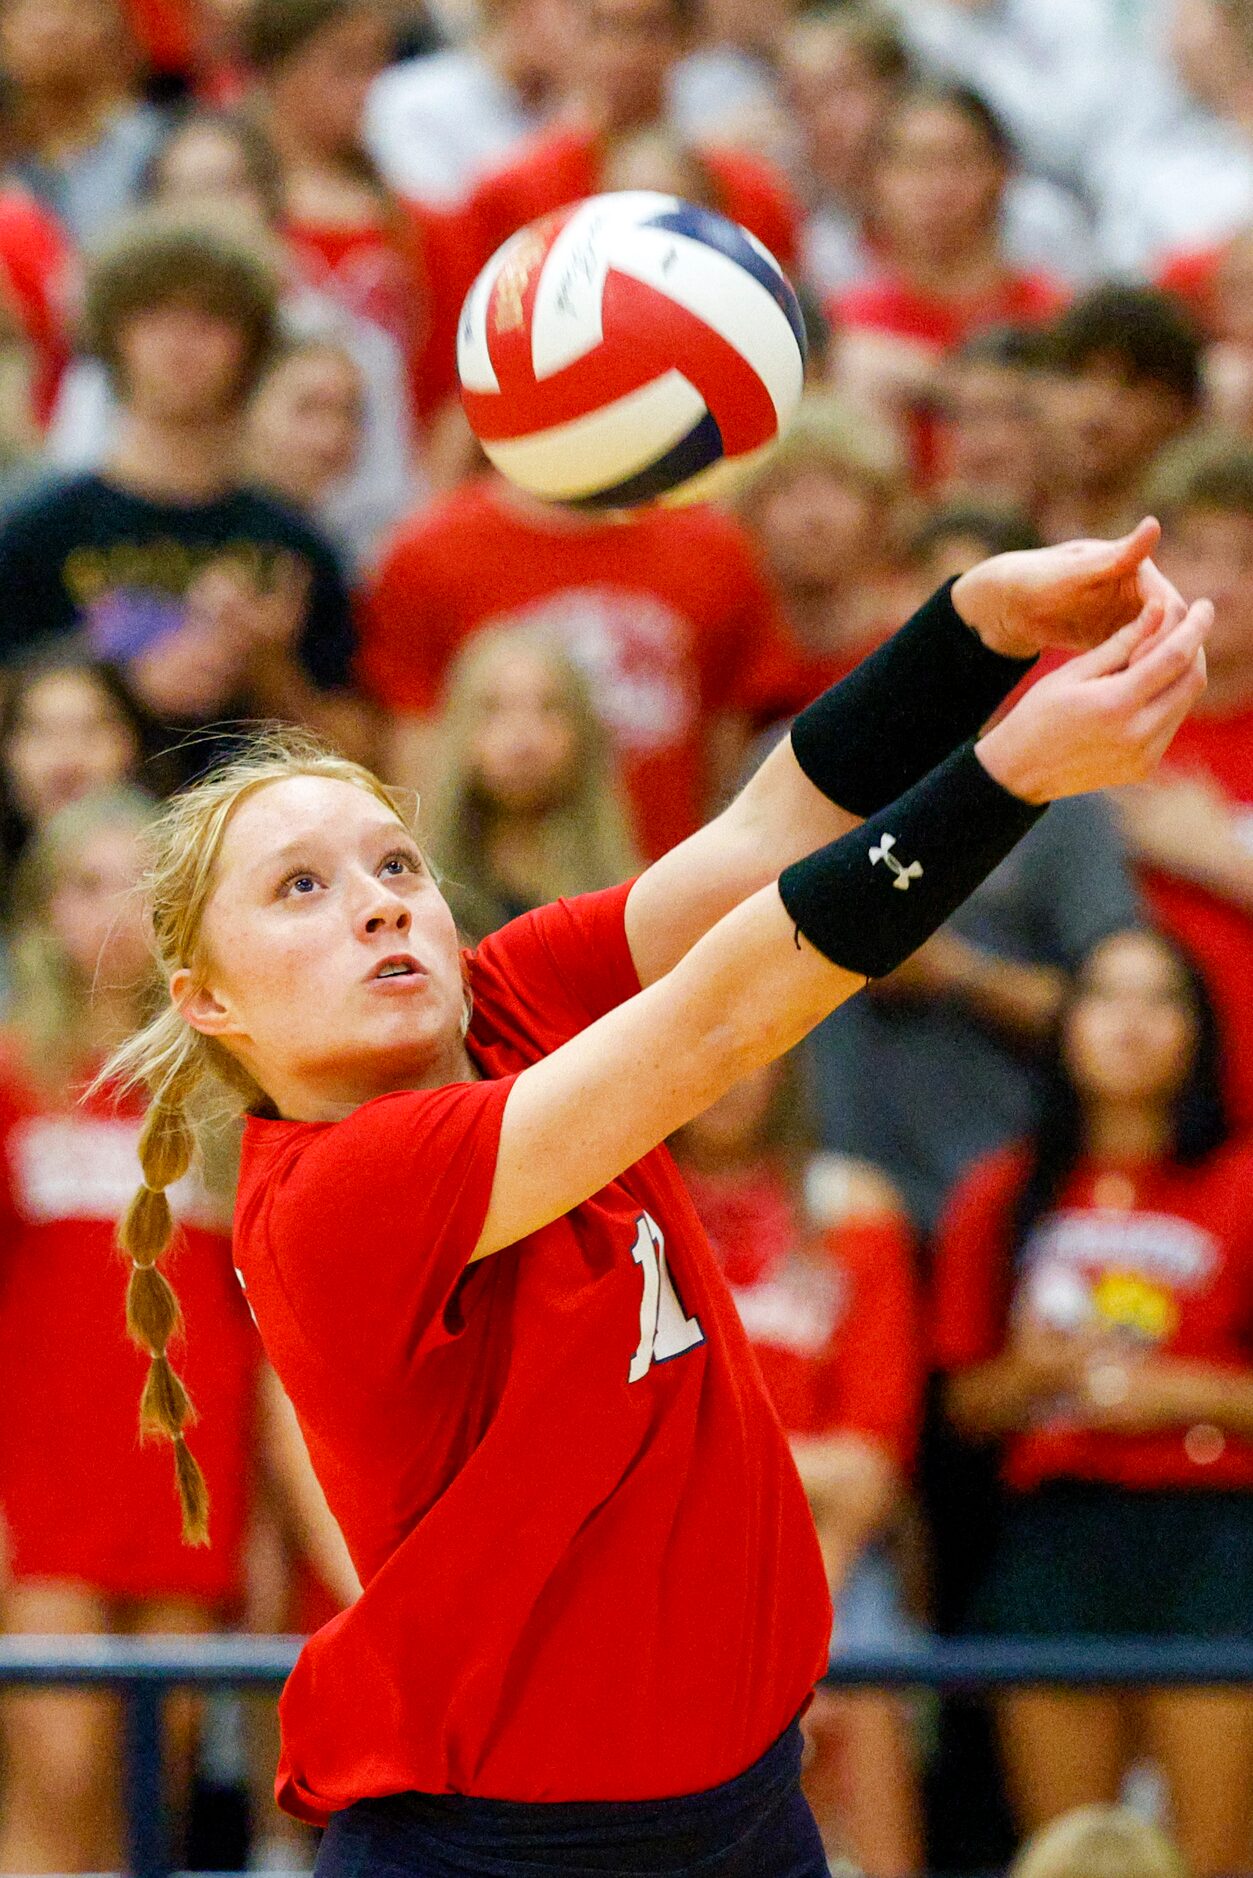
[0,0,1248,1873]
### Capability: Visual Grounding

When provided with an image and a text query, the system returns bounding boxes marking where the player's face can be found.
[182,777,469,1119]
[1063,932,1197,1113]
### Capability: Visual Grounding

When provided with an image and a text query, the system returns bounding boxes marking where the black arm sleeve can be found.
[778,741,1046,979]
[790,580,1036,818]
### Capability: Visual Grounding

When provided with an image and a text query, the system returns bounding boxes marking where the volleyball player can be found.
[106,522,1209,1876]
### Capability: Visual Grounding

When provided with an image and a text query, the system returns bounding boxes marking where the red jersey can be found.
[359,478,796,857]
[1138,706,1253,1130]
[0,1060,259,1600]
[465,124,800,281]
[234,884,831,1823]
[933,1142,1253,1493]
[681,1160,919,1468]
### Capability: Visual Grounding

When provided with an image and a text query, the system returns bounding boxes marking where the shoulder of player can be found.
[803,1152,908,1230]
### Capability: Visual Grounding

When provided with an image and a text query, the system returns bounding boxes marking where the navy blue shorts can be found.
[313,1720,828,1877]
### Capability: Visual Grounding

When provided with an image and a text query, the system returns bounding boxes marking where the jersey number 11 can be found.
[628,1211,705,1383]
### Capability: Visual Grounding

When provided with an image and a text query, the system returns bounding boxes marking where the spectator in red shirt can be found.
[1119,438,1253,1131]
[672,1054,923,1878]
[423,621,639,941]
[832,84,1064,466]
[239,0,464,424]
[359,471,796,858]
[1033,287,1204,544]
[0,788,261,1875]
[735,392,906,712]
[935,928,1253,1878]
[462,0,801,282]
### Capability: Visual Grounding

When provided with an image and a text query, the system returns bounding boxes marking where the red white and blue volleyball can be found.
[457,191,807,509]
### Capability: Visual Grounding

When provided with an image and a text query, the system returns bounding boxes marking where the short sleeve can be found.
[468,882,641,1054]
[931,1150,1024,1371]
[256,1074,516,1374]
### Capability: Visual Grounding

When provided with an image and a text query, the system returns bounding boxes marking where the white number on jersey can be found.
[627,1211,705,1383]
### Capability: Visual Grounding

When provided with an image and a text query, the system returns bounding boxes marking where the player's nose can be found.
[357,877,413,938]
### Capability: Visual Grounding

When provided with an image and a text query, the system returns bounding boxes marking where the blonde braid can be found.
[116,1023,209,1544]
[94,725,425,1548]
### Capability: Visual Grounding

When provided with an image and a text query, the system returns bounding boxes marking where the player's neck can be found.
[266,1039,482,1123]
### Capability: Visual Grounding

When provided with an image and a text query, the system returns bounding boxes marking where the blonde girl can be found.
[103,526,1207,1875]
[426,621,638,941]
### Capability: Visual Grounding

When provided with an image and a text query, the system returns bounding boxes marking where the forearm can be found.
[946,1357,1066,1440]
[1161,1362,1253,1441]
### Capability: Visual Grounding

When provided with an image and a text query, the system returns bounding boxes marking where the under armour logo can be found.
[869,833,923,890]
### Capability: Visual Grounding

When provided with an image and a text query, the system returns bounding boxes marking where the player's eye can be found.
[379,850,420,878]
[277,868,322,897]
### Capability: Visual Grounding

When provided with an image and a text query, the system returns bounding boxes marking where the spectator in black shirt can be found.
[0,210,372,772]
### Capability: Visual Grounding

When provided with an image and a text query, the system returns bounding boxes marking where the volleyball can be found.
[457,191,807,509]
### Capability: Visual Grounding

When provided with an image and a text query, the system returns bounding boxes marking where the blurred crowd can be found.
[0,0,1250,1874]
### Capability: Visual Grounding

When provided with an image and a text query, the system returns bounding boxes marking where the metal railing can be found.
[7,1633,1253,1877]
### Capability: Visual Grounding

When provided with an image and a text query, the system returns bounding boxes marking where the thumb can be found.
[1101,514,1162,578]
[1069,598,1165,677]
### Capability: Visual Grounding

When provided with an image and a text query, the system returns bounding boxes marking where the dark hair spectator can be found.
[1033,286,1205,542]
[832,82,1065,481]
[935,928,1253,1877]
[0,651,169,895]
[241,0,464,428]
[782,5,911,298]
[82,206,282,396]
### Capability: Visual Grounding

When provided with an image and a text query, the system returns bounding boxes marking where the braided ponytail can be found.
[95,726,424,1548]
[116,1030,209,1544]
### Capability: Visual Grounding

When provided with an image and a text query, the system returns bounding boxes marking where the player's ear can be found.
[171,967,237,1039]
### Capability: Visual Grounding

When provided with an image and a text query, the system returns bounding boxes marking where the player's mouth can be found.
[366,954,428,988]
